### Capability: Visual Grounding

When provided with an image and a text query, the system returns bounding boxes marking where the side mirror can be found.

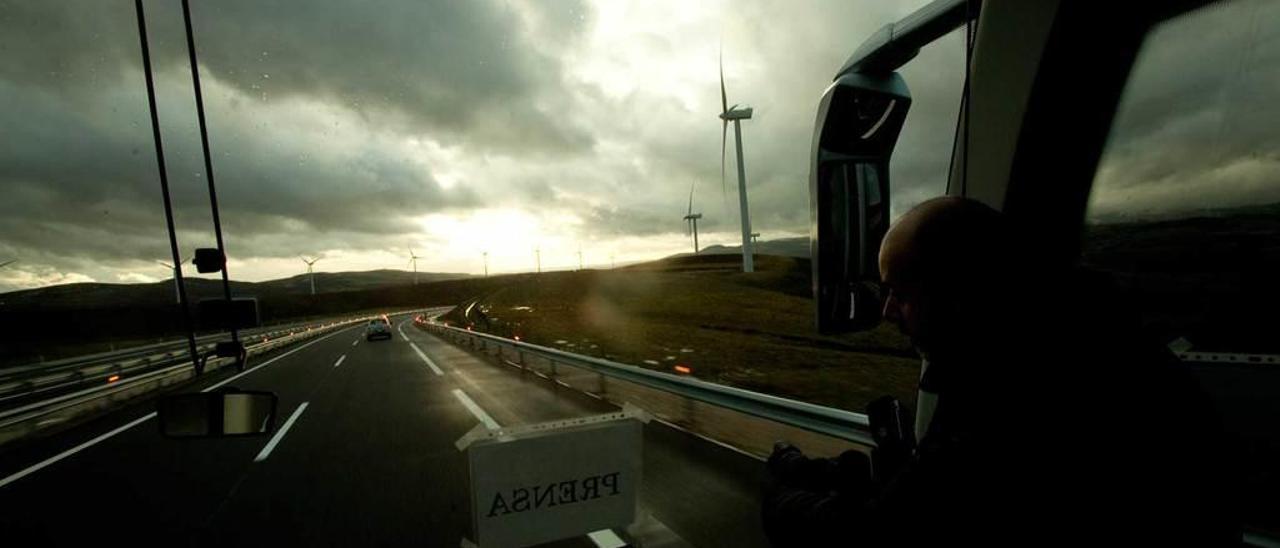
[157,389,278,438]
[193,248,225,274]
[810,72,911,333]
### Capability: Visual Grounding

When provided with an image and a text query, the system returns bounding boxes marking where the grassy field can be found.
[442,254,920,413]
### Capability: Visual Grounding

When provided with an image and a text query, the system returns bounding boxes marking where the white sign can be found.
[461,414,644,547]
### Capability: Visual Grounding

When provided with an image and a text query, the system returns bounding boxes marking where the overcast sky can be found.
[0,0,1275,291]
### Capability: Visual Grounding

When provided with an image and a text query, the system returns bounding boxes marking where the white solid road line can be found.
[254,402,309,462]
[333,354,346,368]
[587,530,628,548]
[352,339,359,347]
[205,326,356,392]
[0,326,356,490]
[451,389,500,431]
[0,412,157,489]
[409,342,444,376]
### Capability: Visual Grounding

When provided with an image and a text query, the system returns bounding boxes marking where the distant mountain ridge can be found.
[0,269,470,308]
[682,236,810,259]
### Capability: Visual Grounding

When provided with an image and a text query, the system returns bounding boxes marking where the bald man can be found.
[761,197,1237,546]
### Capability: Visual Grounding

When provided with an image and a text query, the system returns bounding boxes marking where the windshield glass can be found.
[5,0,1263,546]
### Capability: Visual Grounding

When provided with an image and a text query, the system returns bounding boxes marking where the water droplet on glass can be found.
[262,73,270,79]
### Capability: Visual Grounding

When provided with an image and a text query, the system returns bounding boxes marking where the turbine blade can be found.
[687,180,696,216]
[719,46,728,114]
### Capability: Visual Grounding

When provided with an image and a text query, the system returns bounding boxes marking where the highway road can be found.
[0,312,769,547]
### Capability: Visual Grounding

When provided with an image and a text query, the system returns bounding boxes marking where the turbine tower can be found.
[535,247,541,274]
[407,247,421,285]
[155,258,187,304]
[300,255,322,295]
[483,251,489,277]
[577,248,584,271]
[719,48,755,273]
[683,180,703,255]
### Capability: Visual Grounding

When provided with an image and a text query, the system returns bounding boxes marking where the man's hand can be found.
[767,442,838,492]
[762,443,874,547]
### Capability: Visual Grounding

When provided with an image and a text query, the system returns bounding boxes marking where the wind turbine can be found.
[155,257,189,304]
[577,247,584,271]
[407,246,421,285]
[719,48,756,273]
[683,180,703,255]
[300,255,322,295]
[535,247,541,274]
[0,259,15,269]
[482,251,489,277]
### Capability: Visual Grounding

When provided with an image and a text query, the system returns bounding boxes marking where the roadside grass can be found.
[444,255,919,412]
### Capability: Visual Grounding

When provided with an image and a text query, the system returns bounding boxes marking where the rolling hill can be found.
[0,269,470,309]
[682,236,810,259]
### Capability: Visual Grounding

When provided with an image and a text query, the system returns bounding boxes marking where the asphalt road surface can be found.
[0,312,769,547]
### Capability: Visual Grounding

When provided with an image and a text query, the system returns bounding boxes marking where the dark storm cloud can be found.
[1,0,594,153]
[0,0,590,270]
[0,70,478,264]
[1090,0,1280,216]
[3,0,1277,290]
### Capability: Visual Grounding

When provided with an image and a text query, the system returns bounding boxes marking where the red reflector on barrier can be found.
[674,365,692,375]
[107,375,120,383]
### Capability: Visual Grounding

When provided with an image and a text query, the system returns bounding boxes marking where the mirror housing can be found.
[157,389,278,438]
[810,72,911,334]
[193,248,225,274]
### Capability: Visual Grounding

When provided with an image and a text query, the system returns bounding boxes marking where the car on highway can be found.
[365,318,392,341]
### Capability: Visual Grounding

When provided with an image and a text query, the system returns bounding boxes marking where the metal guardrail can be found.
[420,316,1280,547]
[1176,351,1280,366]
[0,318,357,407]
[0,316,350,387]
[0,315,375,432]
[415,317,874,447]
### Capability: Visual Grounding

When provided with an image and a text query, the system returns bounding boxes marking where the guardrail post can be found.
[549,358,558,378]
[597,372,607,395]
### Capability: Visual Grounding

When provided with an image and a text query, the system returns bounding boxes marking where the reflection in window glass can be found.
[1084,0,1280,534]
[889,27,966,218]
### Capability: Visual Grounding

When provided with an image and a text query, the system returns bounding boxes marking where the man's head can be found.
[878,197,1017,356]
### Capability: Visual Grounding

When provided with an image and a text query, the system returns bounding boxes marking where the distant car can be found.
[365,318,392,341]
